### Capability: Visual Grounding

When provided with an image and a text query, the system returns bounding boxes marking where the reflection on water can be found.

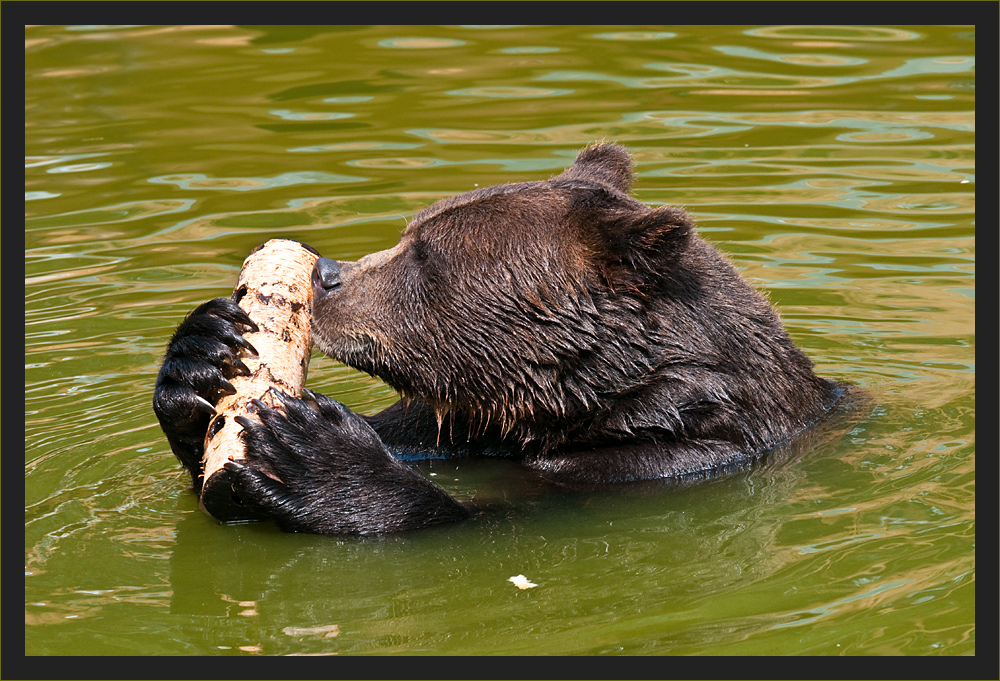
[25,24,974,656]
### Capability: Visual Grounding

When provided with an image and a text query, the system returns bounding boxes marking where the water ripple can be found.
[148,171,366,191]
[746,25,922,42]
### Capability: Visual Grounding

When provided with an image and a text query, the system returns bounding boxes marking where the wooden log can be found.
[199,239,319,520]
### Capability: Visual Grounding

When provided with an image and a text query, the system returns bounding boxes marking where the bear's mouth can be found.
[313,330,382,372]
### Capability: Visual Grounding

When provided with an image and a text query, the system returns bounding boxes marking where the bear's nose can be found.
[312,257,341,294]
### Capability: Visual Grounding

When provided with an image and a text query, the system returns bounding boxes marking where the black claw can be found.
[234,415,255,431]
[194,395,217,416]
[301,389,320,409]
[234,335,258,357]
[230,357,253,377]
[271,388,295,408]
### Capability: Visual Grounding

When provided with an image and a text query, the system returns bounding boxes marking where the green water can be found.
[25,25,974,656]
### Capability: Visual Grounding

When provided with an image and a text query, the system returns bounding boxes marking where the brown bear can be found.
[153,142,850,535]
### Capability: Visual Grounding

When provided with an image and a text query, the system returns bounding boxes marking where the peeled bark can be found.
[199,239,319,520]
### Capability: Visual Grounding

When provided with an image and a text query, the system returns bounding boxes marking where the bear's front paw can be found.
[153,298,259,488]
[226,389,468,535]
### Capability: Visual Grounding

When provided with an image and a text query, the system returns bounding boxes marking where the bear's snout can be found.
[312,257,342,297]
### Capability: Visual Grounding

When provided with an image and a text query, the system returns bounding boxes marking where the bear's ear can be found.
[556,142,634,194]
[601,205,694,268]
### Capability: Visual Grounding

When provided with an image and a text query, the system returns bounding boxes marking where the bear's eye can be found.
[410,238,443,269]
[410,238,429,263]
[408,238,445,281]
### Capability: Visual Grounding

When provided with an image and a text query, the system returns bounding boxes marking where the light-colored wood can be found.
[199,239,318,519]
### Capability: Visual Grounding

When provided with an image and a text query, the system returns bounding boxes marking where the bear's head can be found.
[311,143,709,448]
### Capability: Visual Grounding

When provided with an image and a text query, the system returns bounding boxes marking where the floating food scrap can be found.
[282,624,340,638]
[508,574,538,590]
